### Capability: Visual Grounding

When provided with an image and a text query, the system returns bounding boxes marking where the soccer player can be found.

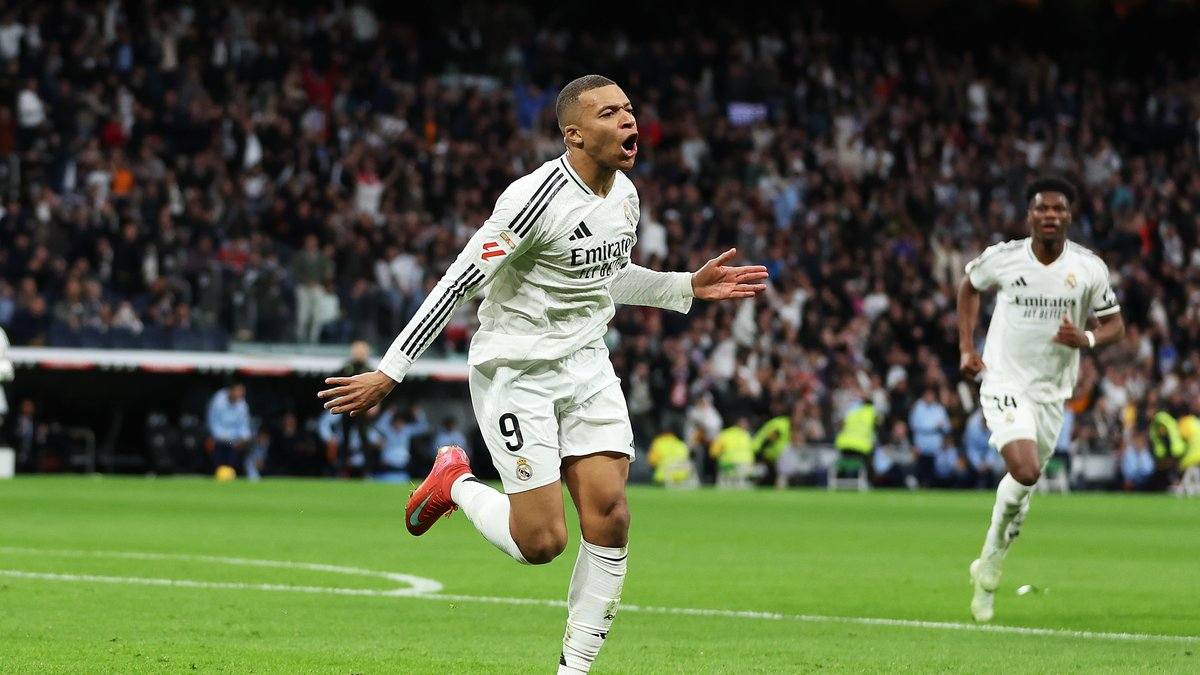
[958,176,1124,622]
[317,75,768,672]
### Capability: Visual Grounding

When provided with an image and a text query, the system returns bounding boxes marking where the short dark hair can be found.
[1025,176,1078,206]
[555,74,616,131]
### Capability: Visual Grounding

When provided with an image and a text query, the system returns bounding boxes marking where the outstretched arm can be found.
[610,248,767,311]
[319,176,559,416]
[609,264,695,313]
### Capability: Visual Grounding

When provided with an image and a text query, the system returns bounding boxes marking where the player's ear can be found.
[563,124,583,149]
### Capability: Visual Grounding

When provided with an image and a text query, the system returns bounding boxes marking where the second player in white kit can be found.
[958,177,1124,623]
[966,237,1120,463]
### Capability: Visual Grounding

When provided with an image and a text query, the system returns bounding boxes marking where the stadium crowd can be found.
[1,3,1198,487]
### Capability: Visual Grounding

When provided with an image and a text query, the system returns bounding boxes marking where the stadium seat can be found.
[48,321,82,347]
[108,328,142,349]
[827,457,869,492]
[141,325,169,350]
[171,328,207,351]
[78,326,107,349]
[1037,458,1070,495]
[202,328,230,352]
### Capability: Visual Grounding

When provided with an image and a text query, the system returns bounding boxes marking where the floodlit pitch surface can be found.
[1,476,1196,673]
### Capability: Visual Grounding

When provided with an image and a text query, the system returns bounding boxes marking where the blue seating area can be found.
[46,321,229,352]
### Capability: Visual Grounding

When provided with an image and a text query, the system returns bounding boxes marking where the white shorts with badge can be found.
[979,384,1065,466]
[468,341,634,494]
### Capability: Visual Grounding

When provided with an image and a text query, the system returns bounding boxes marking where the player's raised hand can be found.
[691,248,769,301]
[318,370,397,417]
[960,350,985,380]
[1052,314,1087,348]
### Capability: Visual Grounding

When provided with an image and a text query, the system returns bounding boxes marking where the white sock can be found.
[558,540,627,674]
[450,475,528,564]
[982,473,1033,559]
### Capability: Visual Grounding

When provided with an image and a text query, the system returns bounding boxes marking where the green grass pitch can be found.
[1,476,1197,673]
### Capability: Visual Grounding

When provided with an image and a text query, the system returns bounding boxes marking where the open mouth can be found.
[621,133,639,158]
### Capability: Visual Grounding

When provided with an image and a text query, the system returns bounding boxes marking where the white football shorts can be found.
[979,383,1065,466]
[468,340,634,493]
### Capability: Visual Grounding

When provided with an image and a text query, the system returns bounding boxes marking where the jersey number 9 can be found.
[498,413,524,451]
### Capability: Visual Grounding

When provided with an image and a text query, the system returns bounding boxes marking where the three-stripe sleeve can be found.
[376,170,561,383]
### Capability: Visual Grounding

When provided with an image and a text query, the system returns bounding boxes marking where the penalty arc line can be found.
[0,545,444,595]
[0,568,1196,645]
[0,569,433,597]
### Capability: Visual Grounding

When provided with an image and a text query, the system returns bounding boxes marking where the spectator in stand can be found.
[752,406,791,486]
[205,383,253,476]
[933,443,967,489]
[8,295,49,346]
[10,399,46,472]
[963,408,1000,489]
[709,417,756,485]
[1053,409,1076,478]
[0,3,1196,487]
[686,392,723,480]
[244,428,270,481]
[834,397,876,478]
[317,407,380,478]
[268,412,327,477]
[1178,412,1200,480]
[432,416,469,455]
[648,427,694,486]
[372,405,429,482]
[292,235,335,344]
[1149,406,1187,491]
[873,420,914,488]
[1120,429,1155,491]
[909,387,951,487]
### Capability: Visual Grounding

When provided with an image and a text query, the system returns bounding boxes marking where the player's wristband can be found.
[1085,330,1096,349]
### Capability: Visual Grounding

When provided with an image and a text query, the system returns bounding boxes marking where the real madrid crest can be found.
[1065,272,1077,289]
[515,457,533,481]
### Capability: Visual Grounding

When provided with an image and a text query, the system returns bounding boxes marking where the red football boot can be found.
[405,445,472,536]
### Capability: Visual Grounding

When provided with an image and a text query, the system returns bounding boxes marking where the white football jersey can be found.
[379,153,694,381]
[965,238,1120,402]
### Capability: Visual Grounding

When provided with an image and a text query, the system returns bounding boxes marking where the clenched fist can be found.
[960,350,985,380]
[1052,314,1088,349]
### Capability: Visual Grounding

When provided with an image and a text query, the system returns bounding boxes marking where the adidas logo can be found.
[1011,276,1028,287]
[568,222,593,241]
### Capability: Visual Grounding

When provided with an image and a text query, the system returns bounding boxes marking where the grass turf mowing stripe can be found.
[2,547,1196,645]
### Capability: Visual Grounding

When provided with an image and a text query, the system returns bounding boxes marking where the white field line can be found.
[0,545,442,595]
[0,547,1196,644]
[0,569,434,597]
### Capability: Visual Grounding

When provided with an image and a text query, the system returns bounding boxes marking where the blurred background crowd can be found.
[1,1,1198,488]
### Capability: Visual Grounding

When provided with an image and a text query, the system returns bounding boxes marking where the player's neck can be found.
[1031,237,1066,265]
[566,150,616,197]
